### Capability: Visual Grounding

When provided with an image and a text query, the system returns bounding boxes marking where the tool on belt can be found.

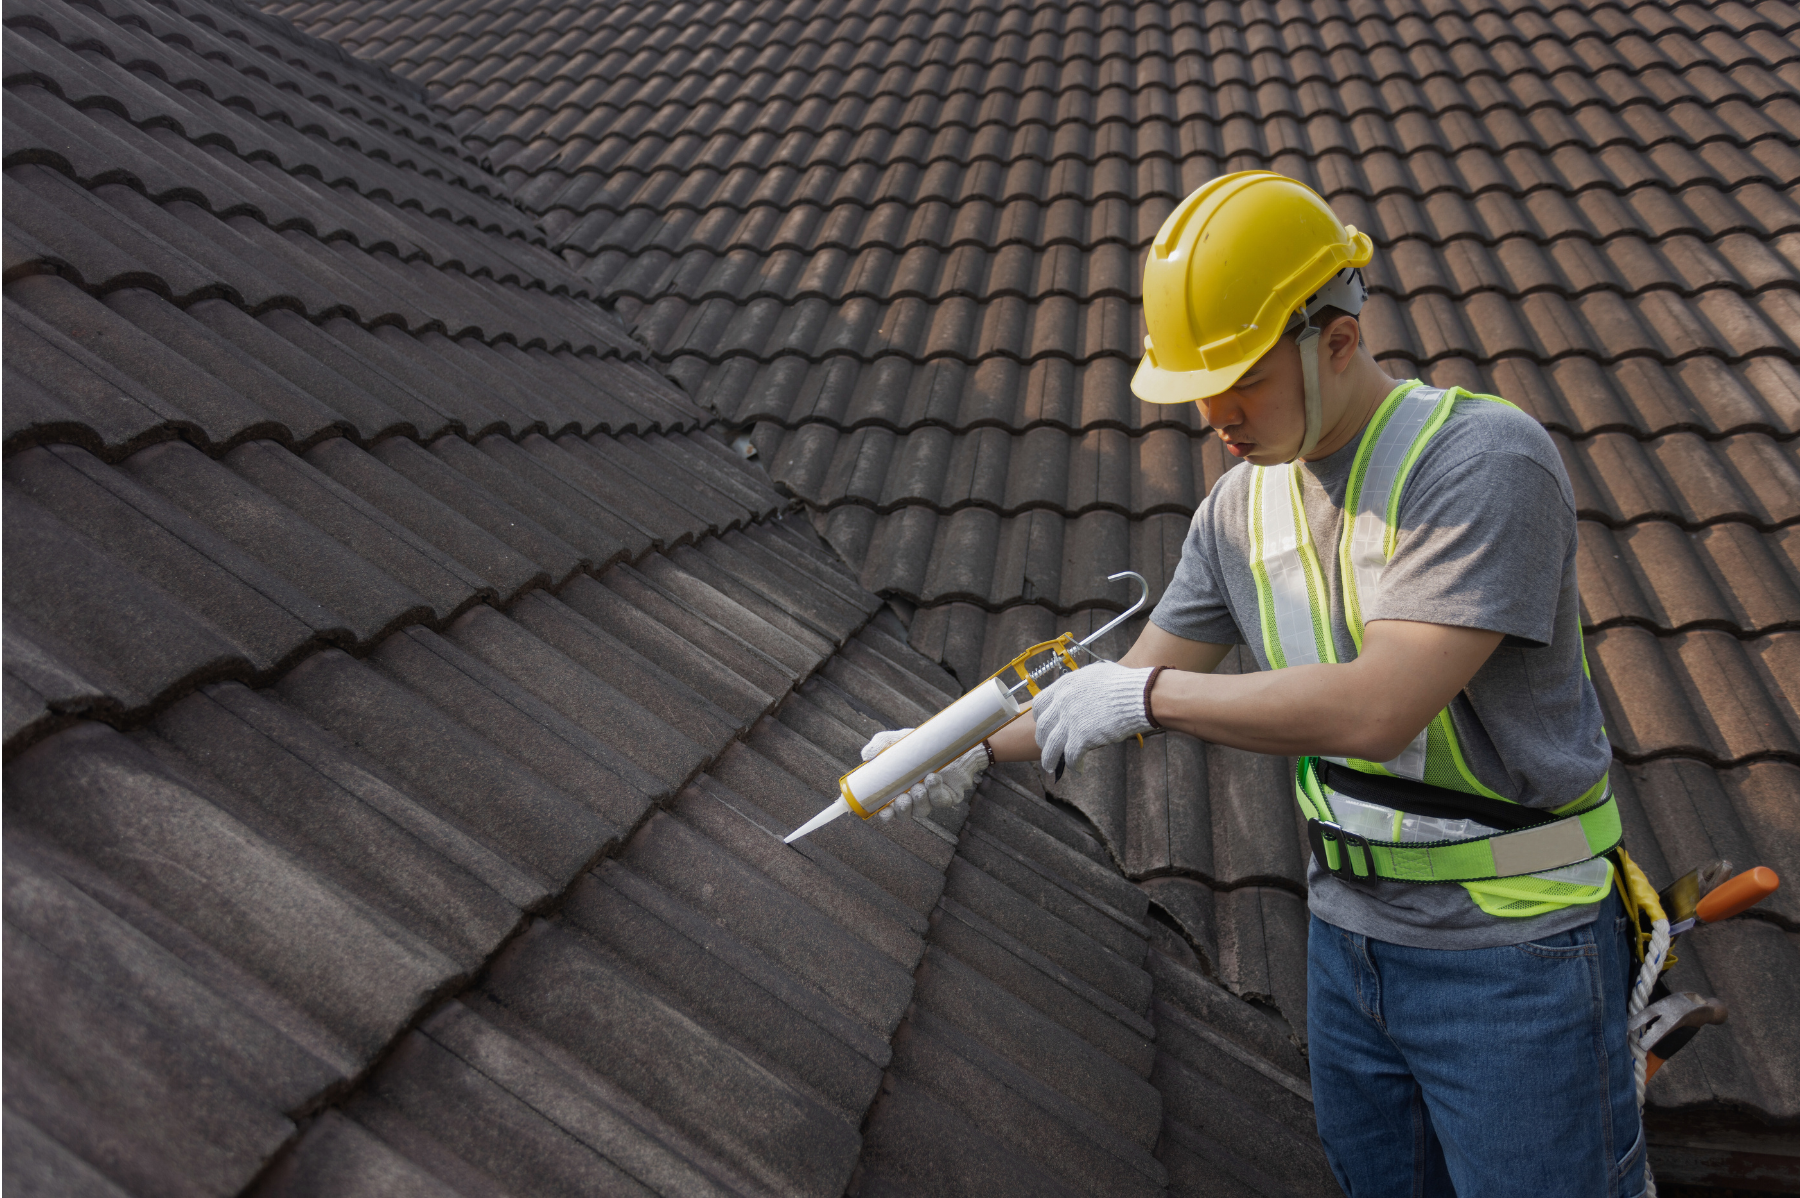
[1615,853,1780,1084]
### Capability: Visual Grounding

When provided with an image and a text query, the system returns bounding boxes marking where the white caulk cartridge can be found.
[785,571,1149,843]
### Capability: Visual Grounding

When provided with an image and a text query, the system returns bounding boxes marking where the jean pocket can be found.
[1615,1125,1646,1196]
[1516,924,1599,960]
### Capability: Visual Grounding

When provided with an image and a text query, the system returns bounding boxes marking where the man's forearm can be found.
[1149,621,1504,760]
[1149,661,1405,759]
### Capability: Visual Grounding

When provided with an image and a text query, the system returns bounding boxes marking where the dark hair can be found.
[1287,304,1355,336]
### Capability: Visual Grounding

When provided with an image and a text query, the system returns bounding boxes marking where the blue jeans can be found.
[1308,893,1644,1197]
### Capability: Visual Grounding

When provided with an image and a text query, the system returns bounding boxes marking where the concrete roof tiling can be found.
[5,0,1798,1194]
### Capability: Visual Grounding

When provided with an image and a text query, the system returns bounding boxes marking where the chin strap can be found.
[1292,321,1324,462]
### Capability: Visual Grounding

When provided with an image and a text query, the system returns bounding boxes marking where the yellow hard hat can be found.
[1132,172,1375,405]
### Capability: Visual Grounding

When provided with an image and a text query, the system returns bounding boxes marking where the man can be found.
[873,172,1643,1196]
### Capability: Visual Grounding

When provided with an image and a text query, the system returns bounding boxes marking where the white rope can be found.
[1627,917,1670,1198]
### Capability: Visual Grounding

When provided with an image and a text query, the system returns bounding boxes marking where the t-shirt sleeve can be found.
[1368,448,1574,646]
[1149,490,1245,645]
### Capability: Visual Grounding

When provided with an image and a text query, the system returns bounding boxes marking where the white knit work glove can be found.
[1031,661,1155,776]
[859,730,989,821]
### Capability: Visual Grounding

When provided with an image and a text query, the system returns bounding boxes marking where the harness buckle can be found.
[1308,818,1377,886]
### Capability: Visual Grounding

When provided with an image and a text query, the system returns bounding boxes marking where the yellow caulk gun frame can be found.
[783,572,1150,843]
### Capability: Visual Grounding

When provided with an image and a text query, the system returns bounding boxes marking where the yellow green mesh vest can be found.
[1248,380,1620,917]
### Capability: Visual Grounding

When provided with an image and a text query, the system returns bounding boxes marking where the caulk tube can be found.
[784,677,1024,842]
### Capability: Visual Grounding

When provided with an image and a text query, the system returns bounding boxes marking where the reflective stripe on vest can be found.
[1247,381,1619,905]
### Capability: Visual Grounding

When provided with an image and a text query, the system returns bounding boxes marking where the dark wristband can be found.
[981,739,996,767]
[1144,666,1167,729]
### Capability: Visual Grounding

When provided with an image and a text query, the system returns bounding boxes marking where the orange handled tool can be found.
[1695,866,1780,924]
[1641,866,1780,1082]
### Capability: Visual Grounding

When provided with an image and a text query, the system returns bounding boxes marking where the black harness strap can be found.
[1317,760,1555,832]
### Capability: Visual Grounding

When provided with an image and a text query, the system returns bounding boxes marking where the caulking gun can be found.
[784,571,1152,843]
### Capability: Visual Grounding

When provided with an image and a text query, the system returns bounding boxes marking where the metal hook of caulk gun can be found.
[784,571,1151,843]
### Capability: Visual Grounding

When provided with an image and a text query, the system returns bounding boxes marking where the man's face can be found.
[1194,334,1306,466]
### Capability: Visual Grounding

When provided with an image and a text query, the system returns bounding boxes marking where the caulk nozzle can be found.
[785,796,851,844]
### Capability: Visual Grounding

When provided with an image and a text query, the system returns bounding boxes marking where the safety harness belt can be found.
[1297,758,1620,886]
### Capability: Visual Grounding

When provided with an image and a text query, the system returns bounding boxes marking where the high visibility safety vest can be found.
[1248,380,1620,917]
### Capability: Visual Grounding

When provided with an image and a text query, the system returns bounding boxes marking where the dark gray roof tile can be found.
[472,920,865,1196]
[636,549,821,673]
[885,1008,1165,1198]
[9,276,278,448]
[1,612,124,741]
[1,302,175,453]
[565,429,740,534]
[944,856,1150,1013]
[6,723,456,1061]
[6,443,342,669]
[121,438,432,642]
[226,438,492,617]
[617,811,916,1035]
[337,1004,752,1197]
[1146,942,1310,1082]
[968,795,1146,916]
[511,587,747,735]
[1150,999,1336,1195]
[254,309,444,436]
[444,602,710,791]
[2,867,305,1197]
[956,824,1149,963]
[4,830,344,1127]
[703,527,874,636]
[635,429,774,517]
[274,642,626,875]
[2,483,251,710]
[304,436,543,597]
[427,432,631,568]
[569,863,891,1117]
[251,1110,461,1198]
[666,541,837,658]
[913,946,1161,1150]
[520,431,701,545]
[588,561,796,694]
[367,434,582,582]
[855,1071,1085,1198]
[145,683,533,962]
[931,891,1155,1071]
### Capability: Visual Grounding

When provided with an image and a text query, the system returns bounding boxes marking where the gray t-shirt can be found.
[1150,386,1613,949]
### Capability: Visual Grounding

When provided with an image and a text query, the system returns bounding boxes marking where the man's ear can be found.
[1324,315,1361,370]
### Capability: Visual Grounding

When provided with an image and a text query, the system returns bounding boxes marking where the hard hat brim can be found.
[1130,340,1261,405]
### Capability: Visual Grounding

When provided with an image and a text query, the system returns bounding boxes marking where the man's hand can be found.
[858,730,988,821]
[1030,661,1158,775]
